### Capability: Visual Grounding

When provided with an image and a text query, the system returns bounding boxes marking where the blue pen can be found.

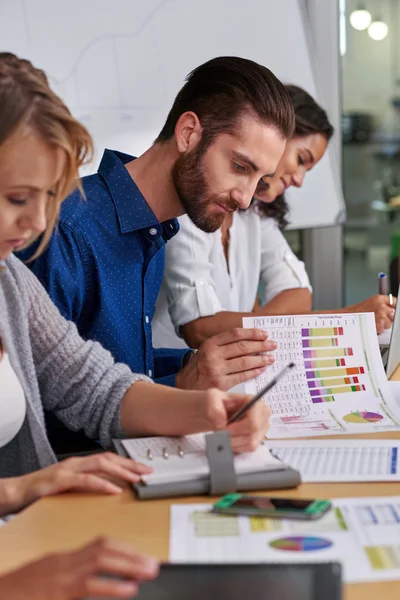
[378,272,388,296]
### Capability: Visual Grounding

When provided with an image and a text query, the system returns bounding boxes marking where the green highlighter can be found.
[213,493,332,520]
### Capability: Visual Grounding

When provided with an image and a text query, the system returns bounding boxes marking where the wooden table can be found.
[1,366,400,598]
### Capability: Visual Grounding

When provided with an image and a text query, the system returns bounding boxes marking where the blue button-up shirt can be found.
[19,149,186,386]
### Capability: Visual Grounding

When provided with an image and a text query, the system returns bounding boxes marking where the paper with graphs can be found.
[170,498,400,583]
[243,313,400,438]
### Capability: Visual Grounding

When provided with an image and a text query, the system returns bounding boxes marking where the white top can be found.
[0,349,26,448]
[153,211,312,349]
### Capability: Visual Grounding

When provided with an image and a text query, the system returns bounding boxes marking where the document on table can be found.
[267,439,400,482]
[242,313,400,438]
[170,498,400,583]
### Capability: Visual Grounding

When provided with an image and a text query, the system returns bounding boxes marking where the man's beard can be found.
[172,141,239,233]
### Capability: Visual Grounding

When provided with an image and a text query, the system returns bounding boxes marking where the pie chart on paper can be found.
[269,536,332,552]
[343,411,384,424]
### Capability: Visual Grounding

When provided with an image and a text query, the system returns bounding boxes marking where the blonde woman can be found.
[0,53,269,597]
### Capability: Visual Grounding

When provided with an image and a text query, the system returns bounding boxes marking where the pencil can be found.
[227,362,295,424]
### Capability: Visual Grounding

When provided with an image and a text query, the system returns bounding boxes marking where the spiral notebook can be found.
[120,434,283,485]
[114,433,301,498]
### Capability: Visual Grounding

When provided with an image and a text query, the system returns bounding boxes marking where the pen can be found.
[227,362,295,425]
[378,272,388,296]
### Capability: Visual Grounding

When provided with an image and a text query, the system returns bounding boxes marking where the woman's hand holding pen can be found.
[202,389,271,454]
[343,294,396,334]
[120,381,271,448]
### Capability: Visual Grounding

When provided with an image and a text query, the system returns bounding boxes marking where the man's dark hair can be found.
[156,56,295,145]
[255,85,334,229]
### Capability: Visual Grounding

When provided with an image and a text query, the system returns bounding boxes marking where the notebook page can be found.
[121,433,205,460]
[121,436,284,485]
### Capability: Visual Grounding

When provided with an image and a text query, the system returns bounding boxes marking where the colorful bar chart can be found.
[243,312,400,440]
[308,376,359,388]
[312,396,335,404]
[302,338,339,348]
[303,348,353,359]
[301,322,368,403]
[304,358,347,369]
[310,384,365,397]
[306,366,365,379]
[302,327,344,337]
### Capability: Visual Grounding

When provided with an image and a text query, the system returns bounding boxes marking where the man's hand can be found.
[176,328,276,391]
[0,537,159,599]
[345,295,396,334]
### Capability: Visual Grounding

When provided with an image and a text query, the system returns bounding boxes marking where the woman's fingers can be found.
[57,472,124,495]
[81,576,139,598]
[65,452,153,484]
[100,452,153,474]
[225,396,270,452]
[72,537,159,598]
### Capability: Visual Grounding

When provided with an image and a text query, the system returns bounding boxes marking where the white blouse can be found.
[153,211,312,349]
[0,350,26,448]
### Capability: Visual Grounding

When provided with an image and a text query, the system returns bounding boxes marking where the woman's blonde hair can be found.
[0,52,93,258]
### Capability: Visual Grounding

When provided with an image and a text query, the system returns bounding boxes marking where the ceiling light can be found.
[368,20,389,41]
[350,8,372,30]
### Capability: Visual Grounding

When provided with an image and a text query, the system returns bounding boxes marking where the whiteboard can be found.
[1,0,345,229]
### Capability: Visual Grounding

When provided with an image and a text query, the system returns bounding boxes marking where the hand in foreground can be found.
[6,453,152,514]
[176,328,276,391]
[199,388,271,453]
[0,537,159,600]
[346,294,396,334]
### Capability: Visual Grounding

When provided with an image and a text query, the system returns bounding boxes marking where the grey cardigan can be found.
[0,254,150,477]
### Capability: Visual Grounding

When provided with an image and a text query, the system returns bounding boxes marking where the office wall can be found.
[1,0,345,230]
[303,0,343,310]
[342,0,399,132]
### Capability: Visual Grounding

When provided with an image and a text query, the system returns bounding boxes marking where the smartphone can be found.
[212,493,332,520]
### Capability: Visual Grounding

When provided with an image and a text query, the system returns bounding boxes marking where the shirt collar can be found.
[98,149,177,236]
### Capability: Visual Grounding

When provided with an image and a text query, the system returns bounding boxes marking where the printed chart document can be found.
[242,313,400,438]
[267,439,400,482]
[170,498,400,583]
